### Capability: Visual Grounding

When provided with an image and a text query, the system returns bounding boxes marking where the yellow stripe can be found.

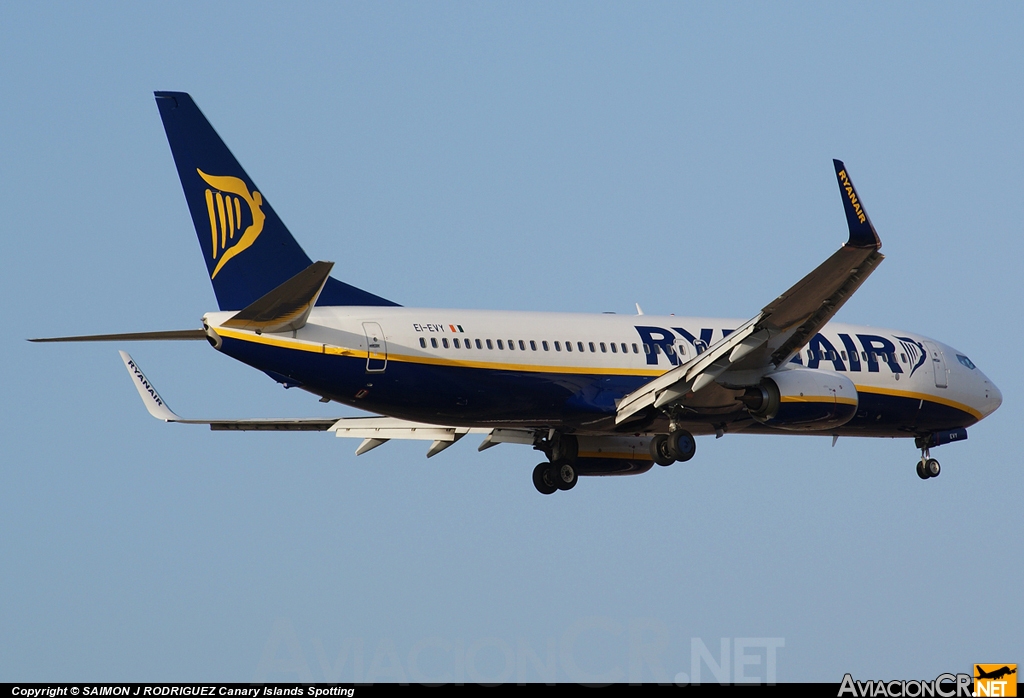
[780,395,858,406]
[579,450,652,461]
[215,327,665,376]
[225,194,235,239]
[204,189,217,258]
[212,328,983,419]
[855,384,982,421]
[215,192,227,249]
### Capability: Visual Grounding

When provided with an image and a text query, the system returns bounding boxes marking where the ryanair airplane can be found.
[33,92,1002,494]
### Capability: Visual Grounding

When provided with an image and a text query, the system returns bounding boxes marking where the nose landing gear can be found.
[916,452,941,480]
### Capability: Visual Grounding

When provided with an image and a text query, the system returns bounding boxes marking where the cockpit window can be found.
[956,354,976,370]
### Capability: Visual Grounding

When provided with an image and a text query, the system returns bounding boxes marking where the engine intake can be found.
[743,368,858,431]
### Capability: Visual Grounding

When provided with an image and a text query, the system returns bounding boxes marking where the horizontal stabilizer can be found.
[30,329,207,343]
[223,261,333,333]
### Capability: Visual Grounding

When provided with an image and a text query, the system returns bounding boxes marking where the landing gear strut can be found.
[915,447,941,480]
[650,429,697,466]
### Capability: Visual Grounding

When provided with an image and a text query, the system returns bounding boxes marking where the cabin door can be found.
[362,322,387,373]
[925,341,947,388]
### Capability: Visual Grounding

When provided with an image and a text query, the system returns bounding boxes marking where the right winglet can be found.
[834,159,881,249]
[119,351,180,422]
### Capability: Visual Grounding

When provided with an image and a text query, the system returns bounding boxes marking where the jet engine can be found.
[739,368,858,431]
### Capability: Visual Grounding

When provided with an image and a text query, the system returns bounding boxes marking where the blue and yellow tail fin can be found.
[155,91,398,311]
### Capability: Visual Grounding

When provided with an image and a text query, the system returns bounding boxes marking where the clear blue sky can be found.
[2,2,1020,683]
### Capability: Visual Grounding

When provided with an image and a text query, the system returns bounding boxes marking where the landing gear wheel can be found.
[925,458,941,478]
[667,430,696,462]
[553,461,578,491]
[533,462,558,495]
[916,459,929,480]
[650,435,675,466]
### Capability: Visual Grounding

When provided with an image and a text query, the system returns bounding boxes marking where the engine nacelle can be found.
[741,368,858,432]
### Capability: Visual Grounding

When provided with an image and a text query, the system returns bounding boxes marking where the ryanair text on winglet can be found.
[838,673,973,698]
[838,169,867,224]
[128,359,164,407]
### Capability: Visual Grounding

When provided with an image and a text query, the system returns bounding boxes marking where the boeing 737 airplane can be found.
[32,92,1002,494]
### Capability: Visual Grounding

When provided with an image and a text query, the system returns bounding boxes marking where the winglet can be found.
[833,159,881,249]
[118,351,180,422]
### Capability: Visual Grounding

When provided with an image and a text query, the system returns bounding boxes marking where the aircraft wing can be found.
[119,351,529,457]
[616,160,884,424]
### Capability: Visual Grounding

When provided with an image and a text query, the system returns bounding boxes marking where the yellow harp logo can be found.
[198,169,266,279]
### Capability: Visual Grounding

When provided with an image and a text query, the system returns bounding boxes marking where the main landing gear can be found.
[916,449,941,480]
[533,461,578,495]
[650,429,696,467]
[532,432,579,495]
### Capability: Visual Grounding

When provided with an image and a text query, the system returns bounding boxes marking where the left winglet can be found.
[834,159,880,249]
[119,351,180,422]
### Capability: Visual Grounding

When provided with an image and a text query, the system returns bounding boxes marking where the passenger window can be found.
[476,339,483,349]
[655,344,661,354]
[508,340,515,350]
[565,341,572,352]
[666,345,674,356]
[621,343,628,353]
[442,338,449,348]
[532,341,539,351]
[497,339,504,350]
[419,337,426,348]
[589,342,596,352]
[554,341,561,351]
[841,351,847,361]
[600,342,607,353]
[578,342,585,352]
[644,344,650,354]
[465,339,471,349]
[520,340,527,351]
[431,338,438,348]
[610,343,617,353]
[862,351,868,361]
[633,344,639,354]
[486,339,493,349]
[901,353,907,363]
[453,338,460,348]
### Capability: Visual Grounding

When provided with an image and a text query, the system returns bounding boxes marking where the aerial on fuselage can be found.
[31,91,1001,494]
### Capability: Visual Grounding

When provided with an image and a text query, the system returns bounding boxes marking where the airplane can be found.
[31,91,1003,494]
[975,666,1016,681]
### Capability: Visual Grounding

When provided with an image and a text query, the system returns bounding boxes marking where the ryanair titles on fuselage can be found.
[634,325,924,374]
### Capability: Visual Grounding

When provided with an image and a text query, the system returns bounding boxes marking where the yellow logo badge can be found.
[975,664,1017,697]
[197,169,266,279]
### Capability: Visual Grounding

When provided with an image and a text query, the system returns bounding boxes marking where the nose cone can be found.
[980,377,1002,418]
